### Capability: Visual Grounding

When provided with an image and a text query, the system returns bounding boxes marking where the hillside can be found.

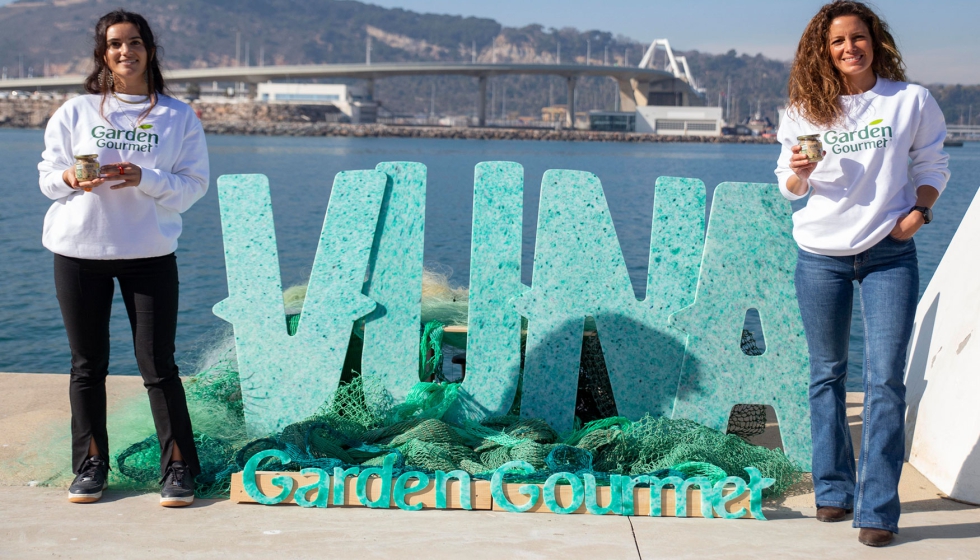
[1,0,976,124]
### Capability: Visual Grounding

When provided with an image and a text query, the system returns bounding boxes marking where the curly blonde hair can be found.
[789,1,906,127]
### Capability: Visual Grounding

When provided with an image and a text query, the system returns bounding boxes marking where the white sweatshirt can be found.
[38,93,209,259]
[775,78,949,256]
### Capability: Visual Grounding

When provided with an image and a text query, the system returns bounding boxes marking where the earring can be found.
[100,68,114,89]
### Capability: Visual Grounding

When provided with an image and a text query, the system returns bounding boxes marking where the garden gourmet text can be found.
[91,125,159,153]
[823,119,893,154]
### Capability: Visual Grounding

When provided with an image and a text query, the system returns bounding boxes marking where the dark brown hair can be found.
[83,10,166,121]
[788,0,906,127]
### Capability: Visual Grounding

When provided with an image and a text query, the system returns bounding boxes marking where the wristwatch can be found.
[911,206,933,224]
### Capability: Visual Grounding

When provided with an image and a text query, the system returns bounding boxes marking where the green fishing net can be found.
[20,271,798,500]
[106,313,800,499]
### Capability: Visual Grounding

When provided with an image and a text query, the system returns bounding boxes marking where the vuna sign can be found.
[214,162,812,468]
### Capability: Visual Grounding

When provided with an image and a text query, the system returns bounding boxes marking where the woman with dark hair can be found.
[775,0,949,547]
[37,10,208,507]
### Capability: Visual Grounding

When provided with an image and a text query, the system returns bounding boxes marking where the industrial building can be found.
[256,82,378,123]
[635,106,724,137]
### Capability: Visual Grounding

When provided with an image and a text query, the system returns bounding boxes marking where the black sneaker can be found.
[68,456,108,503]
[160,461,195,507]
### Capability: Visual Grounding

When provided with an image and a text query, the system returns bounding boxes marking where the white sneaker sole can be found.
[68,482,107,503]
[160,495,195,507]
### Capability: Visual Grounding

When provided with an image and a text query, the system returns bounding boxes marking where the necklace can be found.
[112,91,150,104]
[111,93,150,130]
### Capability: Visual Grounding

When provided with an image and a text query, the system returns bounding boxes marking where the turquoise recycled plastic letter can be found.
[356,453,396,508]
[514,172,705,432]
[621,475,650,515]
[359,163,428,412]
[449,162,526,422]
[543,472,585,514]
[242,449,294,505]
[713,477,748,519]
[393,471,430,511]
[294,468,330,508]
[491,461,540,513]
[745,467,775,520]
[332,466,360,506]
[213,172,386,437]
[648,475,684,517]
[679,477,717,519]
[602,177,706,420]
[669,182,812,469]
[435,470,472,510]
[584,474,623,515]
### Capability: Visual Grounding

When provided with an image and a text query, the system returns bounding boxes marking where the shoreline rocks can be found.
[201,121,779,143]
[1,99,778,144]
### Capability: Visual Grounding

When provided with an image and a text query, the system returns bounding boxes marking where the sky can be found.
[1,0,976,83]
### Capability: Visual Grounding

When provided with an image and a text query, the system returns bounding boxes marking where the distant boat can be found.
[944,139,964,147]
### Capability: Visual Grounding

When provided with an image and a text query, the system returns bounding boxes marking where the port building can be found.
[256,82,378,123]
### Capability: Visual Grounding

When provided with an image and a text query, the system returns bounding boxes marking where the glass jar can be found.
[74,155,100,182]
[797,135,824,163]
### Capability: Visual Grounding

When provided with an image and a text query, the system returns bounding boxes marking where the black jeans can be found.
[54,253,200,478]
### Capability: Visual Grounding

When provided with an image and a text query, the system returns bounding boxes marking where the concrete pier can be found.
[478,75,487,127]
[1,372,978,558]
[566,76,577,128]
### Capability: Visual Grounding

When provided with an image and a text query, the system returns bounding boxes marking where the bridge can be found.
[0,62,699,127]
[947,124,980,141]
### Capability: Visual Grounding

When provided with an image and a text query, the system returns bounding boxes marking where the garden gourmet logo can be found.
[91,124,159,153]
[823,119,892,154]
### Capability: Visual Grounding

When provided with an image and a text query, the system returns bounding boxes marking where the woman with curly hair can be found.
[775,0,949,547]
[37,10,208,507]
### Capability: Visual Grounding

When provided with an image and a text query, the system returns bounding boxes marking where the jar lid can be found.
[74,154,98,160]
[797,134,820,140]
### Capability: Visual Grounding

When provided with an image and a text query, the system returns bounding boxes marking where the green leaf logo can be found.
[869,119,883,126]
[139,124,153,129]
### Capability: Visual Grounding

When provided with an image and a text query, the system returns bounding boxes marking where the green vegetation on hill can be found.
[0,0,501,68]
[930,85,980,127]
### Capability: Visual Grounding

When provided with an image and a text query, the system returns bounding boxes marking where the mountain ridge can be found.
[1,0,976,123]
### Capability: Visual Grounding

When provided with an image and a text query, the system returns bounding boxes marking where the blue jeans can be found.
[795,236,918,533]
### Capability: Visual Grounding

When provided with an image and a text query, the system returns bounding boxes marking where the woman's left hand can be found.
[100,162,142,189]
[889,212,924,240]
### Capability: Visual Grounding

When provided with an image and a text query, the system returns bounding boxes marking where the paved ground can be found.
[2,372,978,559]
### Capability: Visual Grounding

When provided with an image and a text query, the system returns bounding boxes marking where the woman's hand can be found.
[101,162,143,189]
[62,168,106,192]
[789,144,823,182]
[785,145,825,196]
[889,212,924,241]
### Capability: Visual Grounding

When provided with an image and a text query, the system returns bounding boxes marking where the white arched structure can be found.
[637,38,704,95]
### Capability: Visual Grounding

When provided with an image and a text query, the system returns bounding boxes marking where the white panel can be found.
[905,187,980,503]
[635,107,657,133]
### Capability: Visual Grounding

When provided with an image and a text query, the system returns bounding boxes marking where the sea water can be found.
[2,129,977,392]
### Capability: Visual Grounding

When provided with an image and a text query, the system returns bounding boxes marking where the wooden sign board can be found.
[231,471,493,510]
[231,472,751,518]
[493,483,748,516]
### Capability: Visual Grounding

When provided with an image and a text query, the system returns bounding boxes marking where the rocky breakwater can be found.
[2,99,777,144]
[0,98,342,130]
[0,98,59,128]
[204,120,779,144]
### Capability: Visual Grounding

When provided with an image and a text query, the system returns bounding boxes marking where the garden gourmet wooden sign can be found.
[232,451,775,519]
[214,162,813,471]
